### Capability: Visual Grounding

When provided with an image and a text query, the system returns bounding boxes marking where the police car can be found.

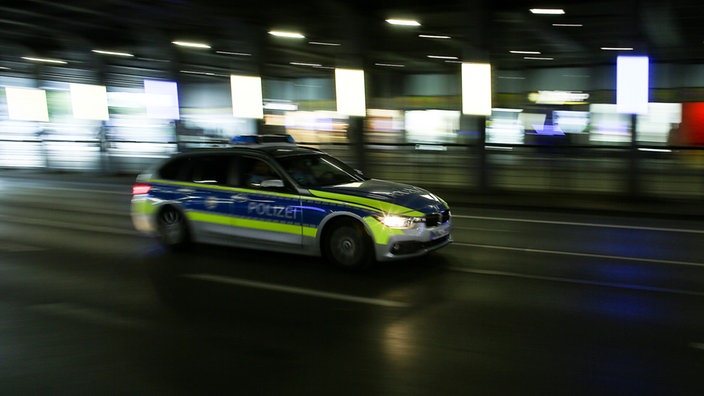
[131,135,452,269]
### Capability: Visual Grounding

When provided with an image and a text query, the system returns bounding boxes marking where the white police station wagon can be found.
[131,135,451,269]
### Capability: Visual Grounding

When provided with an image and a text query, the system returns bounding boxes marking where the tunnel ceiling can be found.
[1,0,704,78]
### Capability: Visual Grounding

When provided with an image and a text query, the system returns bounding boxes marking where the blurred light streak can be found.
[216,51,252,56]
[524,57,554,60]
[21,56,67,65]
[91,49,134,57]
[510,50,541,54]
[386,18,421,26]
[553,23,583,27]
[268,31,305,39]
[171,41,211,49]
[309,41,341,46]
[375,63,405,68]
[427,55,458,60]
[602,47,634,51]
[418,34,451,39]
[530,8,565,15]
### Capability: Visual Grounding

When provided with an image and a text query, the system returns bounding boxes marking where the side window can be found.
[240,157,280,189]
[158,157,190,181]
[187,155,230,185]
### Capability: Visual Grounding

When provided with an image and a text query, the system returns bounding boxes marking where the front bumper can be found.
[370,219,452,261]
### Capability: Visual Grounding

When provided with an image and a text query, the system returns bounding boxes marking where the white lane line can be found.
[689,342,704,351]
[0,213,137,236]
[0,241,45,252]
[449,267,704,297]
[453,214,704,234]
[30,302,151,330]
[183,273,410,308]
[452,242,704,268]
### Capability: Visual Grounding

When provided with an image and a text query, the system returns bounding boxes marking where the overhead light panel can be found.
[92,49,134,57]
[21,56,67,65]
[553,23,583,27]
[216,51,252,56]
[269,30,305,39]
[601,47,634,51]
[510,50,541,54]
[309,41,341,46]
[524,56,554,60]
[375,63,405,68]
[428,55,458,60]
[419,34,451,39]
[530,8,565,15]
[172,41,211,49]
[386,18,421,26]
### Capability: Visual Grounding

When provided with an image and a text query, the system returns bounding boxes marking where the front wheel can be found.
[324,221,373,269]
[157,206,190,250]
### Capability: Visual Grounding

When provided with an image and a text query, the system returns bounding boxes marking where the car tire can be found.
[324,220,373,269]
[157,206,190,250]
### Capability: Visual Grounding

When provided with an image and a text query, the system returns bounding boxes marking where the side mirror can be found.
[261,179,285,188]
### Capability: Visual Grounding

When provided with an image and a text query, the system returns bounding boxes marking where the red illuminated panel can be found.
[678,102,704,146]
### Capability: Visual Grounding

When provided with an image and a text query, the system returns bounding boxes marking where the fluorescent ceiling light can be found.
[92,49,134,57]
[172,41,211,49]
[309,41,341,46]
[290,62,322,67]
[510,50,541,54]
[269,31,305,39]
[601,47,634,51]
[419,34,451,39]
[524,56,554,60]
[216,51,252,56]
[428,55,458,60]
[445,60,462,64]
[386,18,421,26]
[375,63,405,68]
[21,56,67,65]
[553,23,583,27]
[530,8,565,15]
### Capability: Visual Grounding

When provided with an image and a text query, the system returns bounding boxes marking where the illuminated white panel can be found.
[335,68,366,117]
[230,75,263,119]
[5,87,49,121]
[70,83,109,120]
[144,80,180,120]
[462,63,492,116]
[617,56,649,115]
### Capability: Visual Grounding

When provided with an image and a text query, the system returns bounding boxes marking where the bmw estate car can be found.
[131,135,452,269]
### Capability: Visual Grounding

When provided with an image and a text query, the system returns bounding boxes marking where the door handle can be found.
[231,194,248,203]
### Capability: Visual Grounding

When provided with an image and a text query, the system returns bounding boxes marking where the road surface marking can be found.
[30,302,151,330]
[450,267,704,297]
[0,213,137,236]
[453,214,704,234]
[452,242,704,268]
[183,273,410,308]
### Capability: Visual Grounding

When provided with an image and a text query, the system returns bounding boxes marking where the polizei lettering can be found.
[247,202,298,220]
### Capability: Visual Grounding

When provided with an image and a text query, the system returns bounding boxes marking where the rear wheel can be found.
[324,220,373,269]
[157,206,190,249]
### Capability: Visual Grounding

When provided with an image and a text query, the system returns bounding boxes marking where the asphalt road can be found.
[0,173,703,395]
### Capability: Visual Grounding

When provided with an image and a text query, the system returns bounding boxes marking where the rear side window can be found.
[158,157,190,181]
[157,154,233,185]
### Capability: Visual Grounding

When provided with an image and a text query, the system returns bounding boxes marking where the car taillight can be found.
[132,183,151,195]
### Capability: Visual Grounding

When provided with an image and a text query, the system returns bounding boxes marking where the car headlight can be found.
[377,215,423,229]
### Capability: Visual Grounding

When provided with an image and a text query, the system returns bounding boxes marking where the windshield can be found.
[277,154,367,188]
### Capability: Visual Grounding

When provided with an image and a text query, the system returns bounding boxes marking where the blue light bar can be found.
[230,134,296,145]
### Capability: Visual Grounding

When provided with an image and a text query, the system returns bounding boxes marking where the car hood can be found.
[309,179,448,215]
